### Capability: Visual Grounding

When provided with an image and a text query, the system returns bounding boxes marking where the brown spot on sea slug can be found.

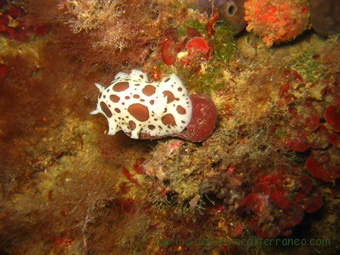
[128,103,149,121]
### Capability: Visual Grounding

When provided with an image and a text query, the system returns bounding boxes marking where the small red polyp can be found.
[162,38,176,66]
[324,105,340,132]
[186,37,210,56]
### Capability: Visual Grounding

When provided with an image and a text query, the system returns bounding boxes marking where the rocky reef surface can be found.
[0,1,339,254]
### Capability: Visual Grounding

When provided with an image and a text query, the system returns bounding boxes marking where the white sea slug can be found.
[90,69,192,139]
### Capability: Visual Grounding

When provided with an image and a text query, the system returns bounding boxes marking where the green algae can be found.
[210,21,236,66]
[288,50,328,82]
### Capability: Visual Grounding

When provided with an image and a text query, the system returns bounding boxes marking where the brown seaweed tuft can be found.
[23,0,169,70]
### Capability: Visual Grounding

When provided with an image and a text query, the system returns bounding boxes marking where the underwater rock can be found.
[91,70,217,142]
[310,0,340,36]
[244,0,310,47]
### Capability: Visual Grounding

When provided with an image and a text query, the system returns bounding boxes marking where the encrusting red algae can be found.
[0,0,339,254]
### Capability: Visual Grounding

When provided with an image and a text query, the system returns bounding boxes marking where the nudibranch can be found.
[91,70,217,142]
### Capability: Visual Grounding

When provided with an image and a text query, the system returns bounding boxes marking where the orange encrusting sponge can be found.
[244,0,310,47]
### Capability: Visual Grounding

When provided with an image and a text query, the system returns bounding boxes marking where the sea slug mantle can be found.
[91,70,217,142]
